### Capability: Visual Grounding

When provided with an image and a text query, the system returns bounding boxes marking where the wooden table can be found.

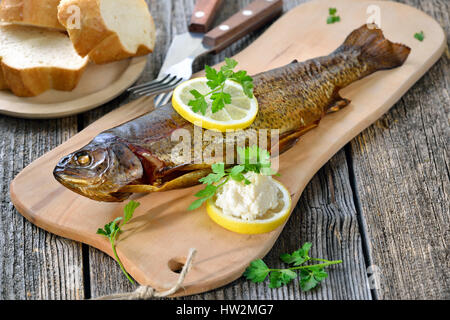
[0,0,448,300]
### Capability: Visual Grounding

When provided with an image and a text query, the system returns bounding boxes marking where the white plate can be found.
[0,56,147,119]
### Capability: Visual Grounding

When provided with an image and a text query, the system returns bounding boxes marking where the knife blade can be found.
[157,0,223,79]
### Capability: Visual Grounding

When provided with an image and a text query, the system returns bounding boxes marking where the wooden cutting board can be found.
[10,0,446,297]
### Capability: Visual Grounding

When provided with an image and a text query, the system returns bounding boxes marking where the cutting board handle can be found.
[189,0,224,33]
[203,0,283,53]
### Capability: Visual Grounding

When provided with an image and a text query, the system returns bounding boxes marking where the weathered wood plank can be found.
[85,0,371,300]
[85,0,175,298]
[186,150,372,300]
[0,116,85,299]
[4,0,446,301]
[349,0,449,300]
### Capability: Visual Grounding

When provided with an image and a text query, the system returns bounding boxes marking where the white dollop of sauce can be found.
[215,172,279,221]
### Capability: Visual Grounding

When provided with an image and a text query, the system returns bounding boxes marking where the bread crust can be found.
[58,0,155,64]
[0,60,88,97]
[0,0,65,31]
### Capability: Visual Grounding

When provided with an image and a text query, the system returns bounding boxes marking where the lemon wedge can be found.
[172,77,258,132]
[205,179,292,234]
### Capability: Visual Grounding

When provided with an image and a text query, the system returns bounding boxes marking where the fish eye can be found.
[75,152,91,166]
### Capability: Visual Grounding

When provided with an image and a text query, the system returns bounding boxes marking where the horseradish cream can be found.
[215,172,279,221]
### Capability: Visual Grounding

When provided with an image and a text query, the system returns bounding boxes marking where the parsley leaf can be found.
[269,269,297,288]
[188,58,254,115]
[231,70,254,98]
[229,165,248,184]
[205,65,224,90]
[414,31,425,42]
[96,200,140,284]
[311,267,329,281]
[198,163,226,185]
[188,146,278,211]
[327,8,341,24]
[212,162,225,174]
[188,198,208,211]
[198,172,224,185]
[299,266,328,291]
[280,242,312,266]
[188,89,208,115]
[221,57,239,77]
[124,200,140,224]
[210,91,231,113]
[243,259,270,283]
[237,145,275,175]
[299,269,320,291]
[243,242,342,292]
[195,184,218,198]
[188,184,221,211]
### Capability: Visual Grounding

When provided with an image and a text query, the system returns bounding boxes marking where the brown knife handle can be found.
[203,0,283,53]
[189,0,224,33]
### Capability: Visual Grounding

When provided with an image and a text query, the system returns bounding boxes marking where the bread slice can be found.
[58,0,156,64]
[0,0,65,31]
[0,24,89,97]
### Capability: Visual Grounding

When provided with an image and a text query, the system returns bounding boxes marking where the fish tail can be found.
[338,24,411,71]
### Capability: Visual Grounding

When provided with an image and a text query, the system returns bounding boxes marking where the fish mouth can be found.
[53,167,97,187]
[53,169,130,202]
[53,172,92,187]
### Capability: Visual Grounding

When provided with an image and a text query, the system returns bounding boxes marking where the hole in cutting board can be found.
[168,257,187,274]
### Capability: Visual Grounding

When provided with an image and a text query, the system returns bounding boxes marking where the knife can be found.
[150,0,284,106]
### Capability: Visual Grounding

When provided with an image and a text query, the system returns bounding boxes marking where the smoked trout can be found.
[54,25,410,202]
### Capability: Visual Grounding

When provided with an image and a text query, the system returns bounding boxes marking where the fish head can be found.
[53,135,143,202]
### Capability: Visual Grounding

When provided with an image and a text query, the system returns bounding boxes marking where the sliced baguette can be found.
[0,0,65,31]
[58,0,156,64]
[0,24,89,97]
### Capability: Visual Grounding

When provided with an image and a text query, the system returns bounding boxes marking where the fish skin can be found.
[54,24,411,202]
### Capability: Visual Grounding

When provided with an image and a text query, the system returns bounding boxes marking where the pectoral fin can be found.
[327,91,351,113]
[119,168,212,193]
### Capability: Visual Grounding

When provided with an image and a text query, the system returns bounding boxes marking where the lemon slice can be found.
[205,179,292,234]
[172,77,258,132]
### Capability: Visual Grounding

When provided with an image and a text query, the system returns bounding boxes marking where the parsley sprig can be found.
[188,146,278,211]
[97,200,140,284]
[189,58,254,115]
[244,243,342,291]
[414,31,425,42]
[327,8,341,24]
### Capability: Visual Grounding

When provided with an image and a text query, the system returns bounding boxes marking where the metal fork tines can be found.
[127,74,184,97]
[153,91,174,108]
[128,56,196,107]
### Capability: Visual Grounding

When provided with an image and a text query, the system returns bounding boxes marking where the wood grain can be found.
[185,151,372,300]
[76,0,450,300]
[1,0,448,300]
[348,0,450,300]
[83,0,175,298]
[72,1,370,299]
[0,116,85,299]
[9,0,446,298]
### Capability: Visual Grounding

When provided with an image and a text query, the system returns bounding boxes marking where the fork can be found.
[128,0,284,108]
[127,55,197,106]
[128,0,224,107]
